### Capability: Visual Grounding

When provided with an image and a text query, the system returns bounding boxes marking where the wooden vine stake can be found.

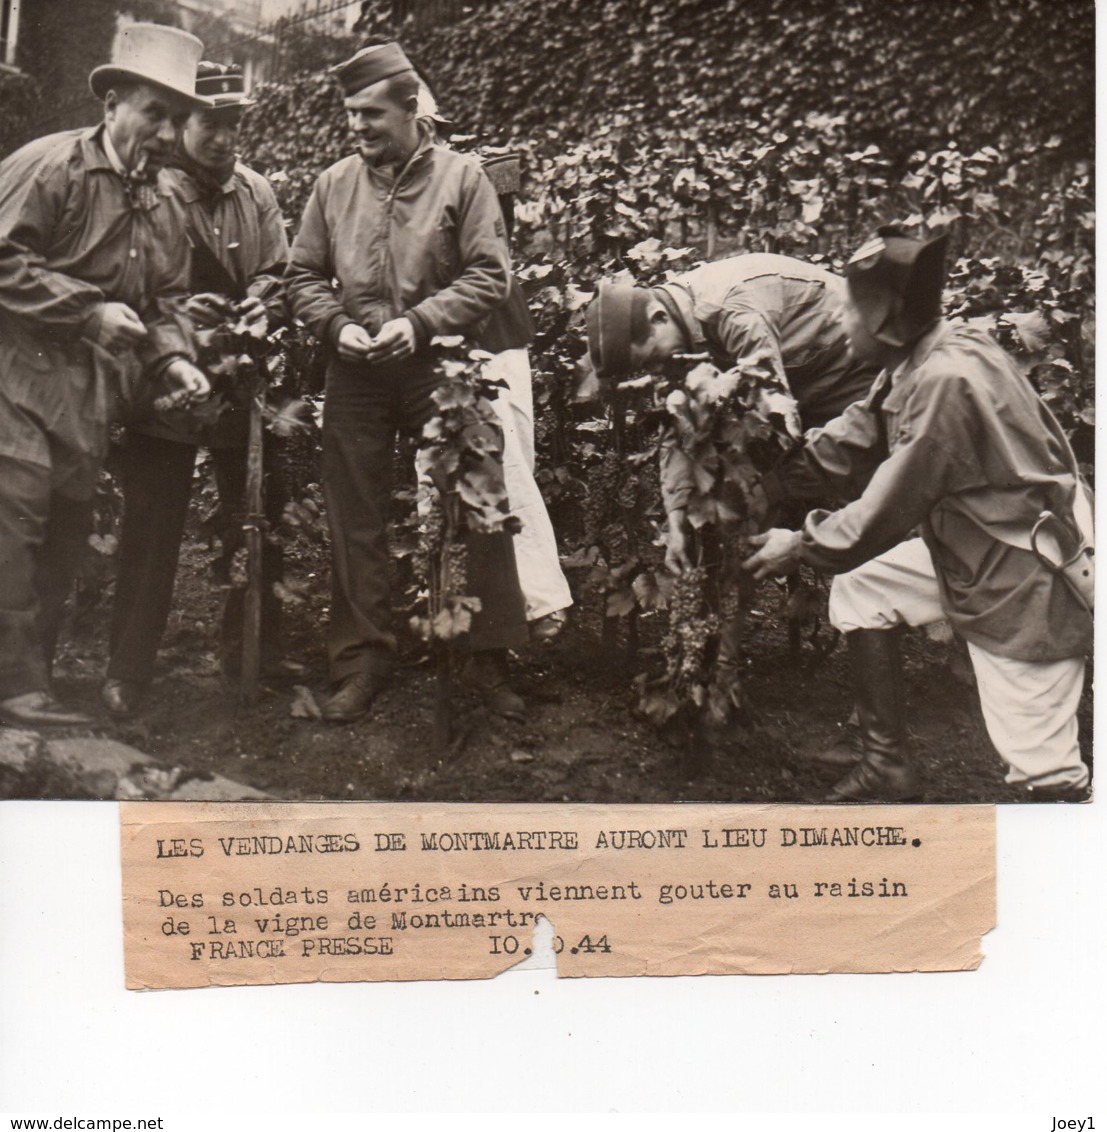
[239,362,265,706]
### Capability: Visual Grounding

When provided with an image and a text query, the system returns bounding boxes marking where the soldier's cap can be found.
[195,62,254,110]
[585,280,652,378]
[845,226,950,347]
[332,43,416,108]
[89,22,211,108]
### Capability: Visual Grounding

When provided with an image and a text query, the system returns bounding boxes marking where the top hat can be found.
[195,62,255,109]
[845,226,950,347]
[89,23,210,108]
[332,43,416,108]
[586,280,651,378]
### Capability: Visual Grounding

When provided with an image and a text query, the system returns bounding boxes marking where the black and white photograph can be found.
[0,0,1093,807]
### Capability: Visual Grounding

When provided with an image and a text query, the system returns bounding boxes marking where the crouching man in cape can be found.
[744,228,1092,803]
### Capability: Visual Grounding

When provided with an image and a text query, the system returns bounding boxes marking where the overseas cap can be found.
[585,280,651,377]
[845,226,950,347]
[332,42,416,107]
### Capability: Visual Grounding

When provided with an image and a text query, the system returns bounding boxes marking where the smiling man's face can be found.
[345,78,419,167]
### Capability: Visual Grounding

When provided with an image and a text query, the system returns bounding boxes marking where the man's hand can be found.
[337,322,374,361]
[742,528,803,580]
[664,510,694,574]
[153,359,211,412]
[185,292,236,329]
[237,295,268,339]
[364,317,416,363]
[89,302,148,353]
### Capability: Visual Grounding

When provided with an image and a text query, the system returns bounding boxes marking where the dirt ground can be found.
[42,525,1093,806]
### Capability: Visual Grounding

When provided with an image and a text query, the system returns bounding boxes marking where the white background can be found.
[1,799,1103,1121]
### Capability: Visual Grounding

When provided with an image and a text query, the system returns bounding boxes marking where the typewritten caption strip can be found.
[120,802,994,987]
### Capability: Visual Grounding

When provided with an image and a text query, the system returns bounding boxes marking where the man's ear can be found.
[103,90,119,118]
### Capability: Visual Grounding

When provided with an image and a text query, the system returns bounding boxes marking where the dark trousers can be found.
[0,455,95,699]
[108,432,283,683]
[322,357,527,683]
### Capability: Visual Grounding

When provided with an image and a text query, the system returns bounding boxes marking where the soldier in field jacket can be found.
[285,41,528,724]
[101,63,291,719]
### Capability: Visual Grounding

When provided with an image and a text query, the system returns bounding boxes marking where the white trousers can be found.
[828,538,1088,789]
[485,349,573,622]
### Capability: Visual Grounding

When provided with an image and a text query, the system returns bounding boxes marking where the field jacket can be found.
[658,254,879,429]
[286,137,511,353]
[133,159,290,448]
[776,320,1092,661]
[0,126,193,497]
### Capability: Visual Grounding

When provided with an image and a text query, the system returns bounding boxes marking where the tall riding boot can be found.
[825,629,919,802]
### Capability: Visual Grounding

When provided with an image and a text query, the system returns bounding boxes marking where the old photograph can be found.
[0,0,1094,806]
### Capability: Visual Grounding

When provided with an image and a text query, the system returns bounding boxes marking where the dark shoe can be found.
[322,672,388,724]
[100,679,146,718]
[825,752,920,802]
[805,732,863,767]
[1020,780,1091,804]
[461,650,526,721]
[0,691,94,728]
[530,609,568,643]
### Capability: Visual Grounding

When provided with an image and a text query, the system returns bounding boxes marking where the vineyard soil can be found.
[46,530,1092,805]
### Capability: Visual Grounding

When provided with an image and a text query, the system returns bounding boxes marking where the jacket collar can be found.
[169,161,240,204]
[883,319,953,413]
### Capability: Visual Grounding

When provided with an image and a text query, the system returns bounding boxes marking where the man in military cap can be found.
[101,62,291,718]
[0,23,211,727]
[743,228,1092,802]
[585,254,880,571]
[286,42,529,723]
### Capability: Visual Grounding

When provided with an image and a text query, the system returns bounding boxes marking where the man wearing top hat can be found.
[743,227,1093,802]
[584,255,880,571]
[0,23,211,728]
[285,41,529,724]
[101,62,292,719]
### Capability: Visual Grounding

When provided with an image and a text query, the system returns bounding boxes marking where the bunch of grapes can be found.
[677,614,719,678]
[601,521,630,564]
[444,540,469,595]
[584,451,623,543]
[669,565,708,623]
[659,566,716,680]
[616,473,639,511]
[718,584,742,623]
[413,496,445,584]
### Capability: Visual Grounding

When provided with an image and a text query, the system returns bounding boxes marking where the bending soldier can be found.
[585,254,880,573]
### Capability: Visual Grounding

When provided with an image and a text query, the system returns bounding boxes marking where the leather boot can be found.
[825,629,919,803]
[460,649,526,721]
